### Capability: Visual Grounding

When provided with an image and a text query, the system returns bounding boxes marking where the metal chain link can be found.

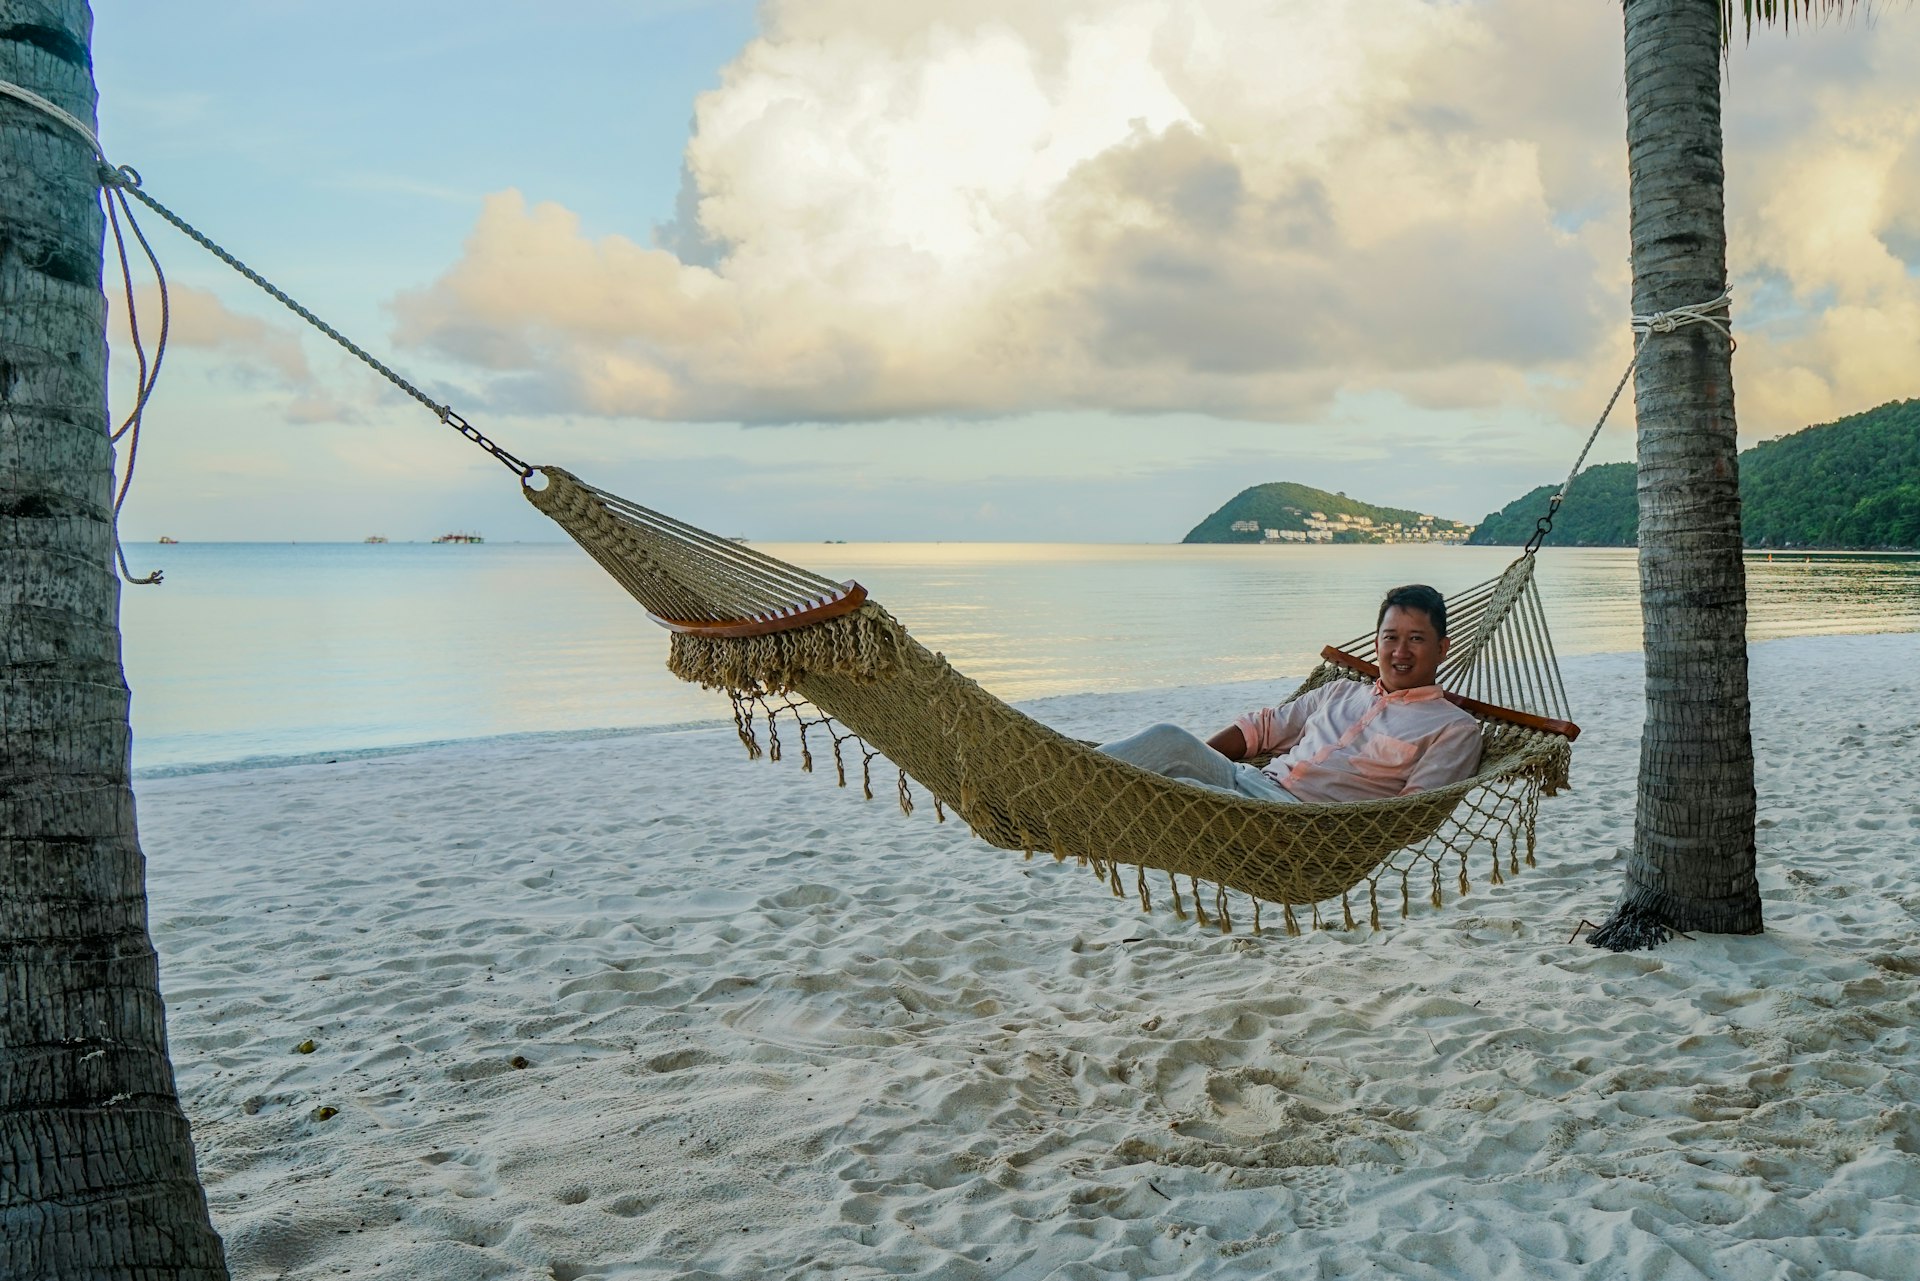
[105,167,534,480]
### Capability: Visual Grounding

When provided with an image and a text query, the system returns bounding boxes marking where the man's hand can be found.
[1205,724,1247,761]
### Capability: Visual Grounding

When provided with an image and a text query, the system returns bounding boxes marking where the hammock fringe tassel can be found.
[668,604,907,694]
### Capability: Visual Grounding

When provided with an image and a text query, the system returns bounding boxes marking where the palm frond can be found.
[1722,1,1866,45]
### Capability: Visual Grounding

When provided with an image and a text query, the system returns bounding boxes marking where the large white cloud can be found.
[391,0,1918,436]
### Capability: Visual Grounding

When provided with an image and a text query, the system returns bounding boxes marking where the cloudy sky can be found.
[92,1,1920,542]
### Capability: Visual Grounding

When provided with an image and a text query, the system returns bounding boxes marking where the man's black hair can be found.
[1377,584,1448,638]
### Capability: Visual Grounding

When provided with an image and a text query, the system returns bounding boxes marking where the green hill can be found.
[1743,399,1920,547]
[1470,398,1920,549]
[1183,482,1471,544]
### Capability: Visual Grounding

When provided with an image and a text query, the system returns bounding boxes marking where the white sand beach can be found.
[138,632,1920,1280]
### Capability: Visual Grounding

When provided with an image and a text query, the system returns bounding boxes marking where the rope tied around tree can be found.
[1634,291,1734,343]
[1523,290,1735,555]
[0,77,171,582]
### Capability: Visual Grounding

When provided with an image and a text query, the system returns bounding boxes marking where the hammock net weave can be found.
[528,467,1575,934]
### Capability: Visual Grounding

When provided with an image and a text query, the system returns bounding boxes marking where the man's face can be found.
[1376,605,1450,692]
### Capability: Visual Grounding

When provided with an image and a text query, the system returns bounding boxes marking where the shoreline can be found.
[132,626,1918,781]
[136,630,1920,1279]
[122,547,1920,776]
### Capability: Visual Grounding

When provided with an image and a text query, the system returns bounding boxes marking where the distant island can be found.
[1183,481,1474,545]
[1472,397,1920,549]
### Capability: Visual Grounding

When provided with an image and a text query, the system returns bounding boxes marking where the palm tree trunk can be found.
[1,4,228,1274]
[1590,0,1762,950]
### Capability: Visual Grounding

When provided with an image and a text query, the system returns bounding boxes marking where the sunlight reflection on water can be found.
[121,542,1919,769]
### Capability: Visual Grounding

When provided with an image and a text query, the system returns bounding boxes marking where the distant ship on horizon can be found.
[432,531,484,544]
[157,536,178,544]
[364,535,389,544]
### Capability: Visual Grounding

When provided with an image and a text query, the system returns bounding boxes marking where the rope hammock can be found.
[0,80,1731,932]
[529,466,1578,934]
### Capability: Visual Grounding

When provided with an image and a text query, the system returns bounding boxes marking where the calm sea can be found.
[119,542,1920,772]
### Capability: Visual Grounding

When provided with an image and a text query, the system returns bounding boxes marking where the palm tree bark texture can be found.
[1,2,229,1276]
[1590,0,1764,950]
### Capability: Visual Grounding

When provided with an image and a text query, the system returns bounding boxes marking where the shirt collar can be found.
[1372,679,1447,702]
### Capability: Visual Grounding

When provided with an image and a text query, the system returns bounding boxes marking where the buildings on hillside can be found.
[1231,507,1475,545]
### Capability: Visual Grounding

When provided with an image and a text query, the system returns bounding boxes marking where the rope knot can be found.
[1631,290,1733,343]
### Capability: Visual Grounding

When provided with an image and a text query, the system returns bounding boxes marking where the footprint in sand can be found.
[645,1047,723,1073]
[604,1193,656,1218]
[418,1146,498,1200]
[1198,1075,1303,1143]
[354,1087,423,1131]
[1450,1042,1523,1075]
[1437,1087,1504,1114]
[1285,1166,1354,1230]
[1024,1050,1082,1113]
[1155,1066,1342,1152]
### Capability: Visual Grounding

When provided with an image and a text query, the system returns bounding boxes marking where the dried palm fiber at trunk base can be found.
[527,466,1575,934]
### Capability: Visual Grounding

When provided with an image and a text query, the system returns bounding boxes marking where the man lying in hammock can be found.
[1099,584,1481,804]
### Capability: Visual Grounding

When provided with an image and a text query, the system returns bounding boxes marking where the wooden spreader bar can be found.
[1320,646,1581,742]
[650,581,869,639]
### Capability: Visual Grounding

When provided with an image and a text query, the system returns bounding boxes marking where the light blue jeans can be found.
[1097,723,1300,802]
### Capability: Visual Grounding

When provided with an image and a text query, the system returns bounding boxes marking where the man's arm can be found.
[1205,724,1247,760]
[1224,687,1326,762]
